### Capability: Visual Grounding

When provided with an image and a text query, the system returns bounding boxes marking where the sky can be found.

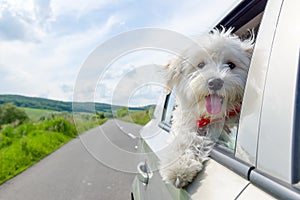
[0,0,241,106]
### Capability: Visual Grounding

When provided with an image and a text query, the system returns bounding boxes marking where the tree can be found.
[96,112,105,119]
[116,107,128,118]
[0,103,29,126]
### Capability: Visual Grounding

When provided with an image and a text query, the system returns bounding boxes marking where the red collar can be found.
[197,104,241,128]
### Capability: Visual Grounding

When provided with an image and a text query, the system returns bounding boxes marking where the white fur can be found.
[160,28,254,188]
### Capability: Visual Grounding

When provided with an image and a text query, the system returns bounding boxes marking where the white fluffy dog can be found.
[160,28,254,188]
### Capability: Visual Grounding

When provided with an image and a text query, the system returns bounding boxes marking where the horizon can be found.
[0,93,156,108]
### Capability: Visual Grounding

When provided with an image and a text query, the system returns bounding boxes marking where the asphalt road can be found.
[0,120,142,200]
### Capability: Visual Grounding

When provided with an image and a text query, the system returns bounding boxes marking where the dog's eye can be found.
[197,62,205,69]
[226,62,236,69]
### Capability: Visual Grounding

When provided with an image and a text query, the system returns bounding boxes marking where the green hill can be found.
[0,94,154,113]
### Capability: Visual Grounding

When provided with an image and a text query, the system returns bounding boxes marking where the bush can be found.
[0,131,70,184]
[96,112,105,119]
[0,103,29,126]
[1,125,14,138]
[0,112,108,185]
[116,107,154,125]
[41,117,77,138]
[116,107,128,118]
[0,134,13,148]
[14,123,35,138]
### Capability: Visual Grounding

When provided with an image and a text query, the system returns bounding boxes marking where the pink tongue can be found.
[205,94,222,114]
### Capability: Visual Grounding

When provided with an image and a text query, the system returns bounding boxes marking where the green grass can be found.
[23,107,55,122]
[0,118,76,184]
[24,107,107,130]
[0,105,152,185]
[0,110,108,185]
[117,108,155,125]
[72,113,108,133]
[0,131,71,182]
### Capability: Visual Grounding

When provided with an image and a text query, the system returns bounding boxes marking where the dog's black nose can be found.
[208,78,224,91]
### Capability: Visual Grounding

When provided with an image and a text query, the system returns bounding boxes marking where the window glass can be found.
[215,6,267,151]
[161,92,175,126]
[217,123,238,151]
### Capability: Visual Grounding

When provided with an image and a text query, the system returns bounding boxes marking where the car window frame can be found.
[292,51,300,188]
[214,0,268,154]
[158,92,175,132]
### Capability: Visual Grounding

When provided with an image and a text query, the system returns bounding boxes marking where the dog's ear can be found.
[242,29,255,57]
[164,59,182,94]
[245,46,254,57]
[163,57,186,94]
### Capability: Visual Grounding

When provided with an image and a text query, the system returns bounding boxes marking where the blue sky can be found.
[0,0,240,106]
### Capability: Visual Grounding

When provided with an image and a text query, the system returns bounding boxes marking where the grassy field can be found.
[23,107,56,122]
[0,105,153,185]
[118,109,155,125]
[0,106,107,185]
[0,117,76,184]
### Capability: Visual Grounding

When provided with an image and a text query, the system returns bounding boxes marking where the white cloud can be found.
[0,13,121,101]
[50,0,122,19]
[33,0,52,25]
[0,0,52,41]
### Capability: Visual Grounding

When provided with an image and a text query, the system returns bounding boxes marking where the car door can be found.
[237,0,300,198]
[132,92,191,200]
[132,0,300,199]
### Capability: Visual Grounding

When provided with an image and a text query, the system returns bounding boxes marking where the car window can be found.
[213,0,268,152]
[161,92,175,126]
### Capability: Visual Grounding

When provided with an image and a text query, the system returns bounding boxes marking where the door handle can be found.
[137,161,152,185]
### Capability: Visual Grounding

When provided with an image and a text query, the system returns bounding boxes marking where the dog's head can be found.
[164,28,254,116]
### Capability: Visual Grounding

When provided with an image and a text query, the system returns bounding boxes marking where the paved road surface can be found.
[0,120,142,200]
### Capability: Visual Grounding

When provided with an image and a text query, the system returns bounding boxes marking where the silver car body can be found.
[132,0,300,199]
